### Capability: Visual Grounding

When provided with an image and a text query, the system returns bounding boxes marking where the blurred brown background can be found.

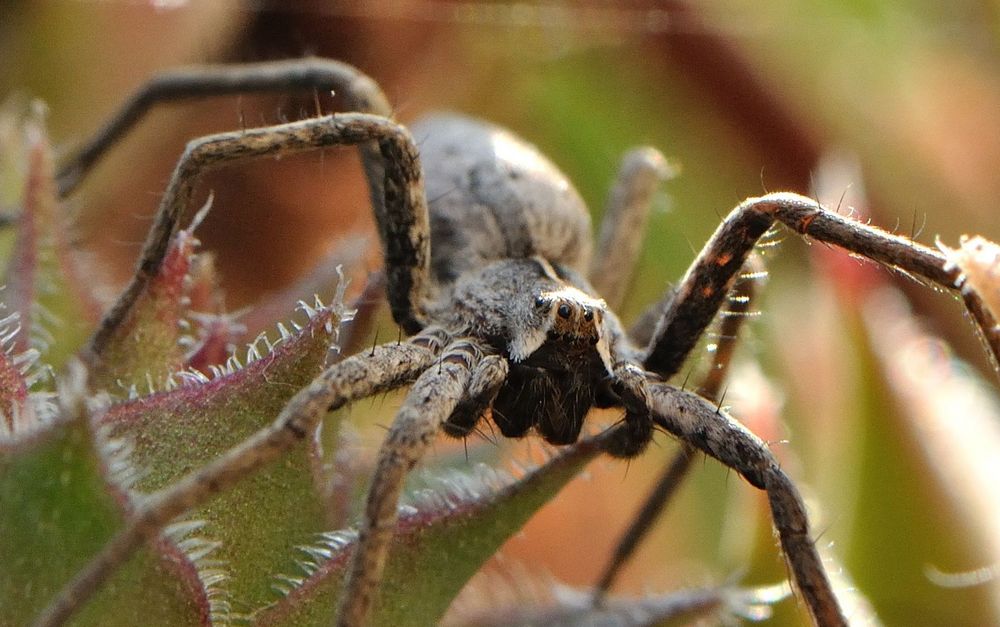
[4,1,1000,624]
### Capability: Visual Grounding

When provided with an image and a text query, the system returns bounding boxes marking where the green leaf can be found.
[256,436,605,627]
[100,298,348,618]
[89,225,199,393]
[0,111,97,369]
[0,381,203,626]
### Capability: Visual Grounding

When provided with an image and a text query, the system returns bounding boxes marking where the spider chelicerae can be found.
[38,58,1000,627]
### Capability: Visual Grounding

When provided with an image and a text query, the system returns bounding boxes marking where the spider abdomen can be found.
[411,114,593,284]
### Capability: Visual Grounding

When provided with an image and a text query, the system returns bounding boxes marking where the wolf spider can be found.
[39,58,1000,627]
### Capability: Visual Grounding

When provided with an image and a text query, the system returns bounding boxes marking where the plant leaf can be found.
[0,374,204,626]
[256,436,606,627]
[0,110,97,370]
[0,306,54,436]
[100,297,349,619]
[183,252,241,374]
[89,223,199,393]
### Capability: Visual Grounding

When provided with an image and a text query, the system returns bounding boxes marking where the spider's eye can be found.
[534,296,546,309]
[557,303,572,319]
[583,309,594,322]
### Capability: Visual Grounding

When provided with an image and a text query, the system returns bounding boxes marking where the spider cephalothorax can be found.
[38,58,1000,627]
[414,113,650,455]
[436,255,626,448]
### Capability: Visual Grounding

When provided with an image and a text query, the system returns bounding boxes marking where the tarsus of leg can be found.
[650,383,847,627]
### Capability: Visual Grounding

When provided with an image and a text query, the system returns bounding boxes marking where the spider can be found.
[38,58,1000,627]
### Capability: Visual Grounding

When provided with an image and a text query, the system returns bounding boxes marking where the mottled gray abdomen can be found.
[410,114,592,285]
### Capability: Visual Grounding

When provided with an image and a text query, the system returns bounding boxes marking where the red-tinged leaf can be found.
[0,360,27,434]
[0,309,55,437]
[183,252,243,373]
[90,226,199,393]
[186,251,224,315]
[100,297,349,616]
[0,314,31,435]
[1,113,98,369]
[0,372,205,626]
[256,436,606,627]
[184,311,244,375]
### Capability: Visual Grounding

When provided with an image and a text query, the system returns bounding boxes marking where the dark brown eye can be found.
[534,296,546,309]
[557,304,572,319]
[583,309,594,322]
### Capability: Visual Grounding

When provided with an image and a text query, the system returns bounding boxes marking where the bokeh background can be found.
[3,1,1000,624]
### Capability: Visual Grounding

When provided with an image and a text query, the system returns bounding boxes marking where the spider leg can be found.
[602,361,654,458]
[56,57,391,197]
[650,383,847,627]
[33,330,447,627]
[590,147,671,310]
[443,350,509,439]
[594,258,762,601]
[643,191,999,378]
[337,339,504,626]
[85,112,431,363]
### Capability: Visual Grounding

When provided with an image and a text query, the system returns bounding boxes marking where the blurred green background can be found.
[3,1,1000,624]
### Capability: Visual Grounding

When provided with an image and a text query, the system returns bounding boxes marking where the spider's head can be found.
[444,257,615,373]
[507,262,613,374]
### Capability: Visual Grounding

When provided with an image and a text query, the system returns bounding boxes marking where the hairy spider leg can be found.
[56,57,392,198]
[51,57,434,354]
[649,383,847,627]
[441,347,509,438]
[336,339,503,626]
[621,191,1000,624]
[33,330,448,627]
[643,192,1000,378]
[83,113,432,362]
[594,255,763,601]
